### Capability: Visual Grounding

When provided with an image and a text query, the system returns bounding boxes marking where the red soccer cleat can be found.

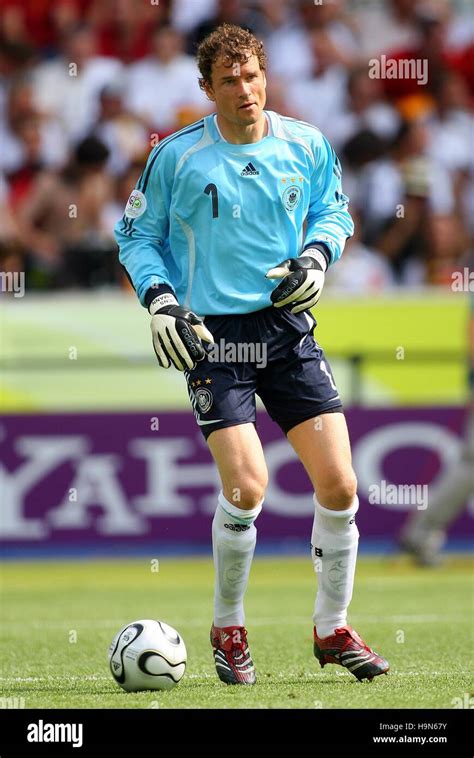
[313,625,389,682]
[210,624,256,685]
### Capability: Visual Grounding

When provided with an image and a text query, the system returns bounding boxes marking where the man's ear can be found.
[203,81,216,103]
[262,72,267,89]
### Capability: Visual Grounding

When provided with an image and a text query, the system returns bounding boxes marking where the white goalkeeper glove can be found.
[266,247,327,314]
[148,291,214,371]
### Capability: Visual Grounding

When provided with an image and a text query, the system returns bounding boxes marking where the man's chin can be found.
[237,106,261,123]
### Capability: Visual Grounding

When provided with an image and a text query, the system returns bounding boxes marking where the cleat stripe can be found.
[341,650,373,659]
[345,661,374,670]
[342,653,374,663]
[346,660,375,672]
[215,662,231,670]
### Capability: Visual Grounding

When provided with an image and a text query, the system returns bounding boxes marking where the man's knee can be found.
[223,473,268,510]
[316,470,358,510]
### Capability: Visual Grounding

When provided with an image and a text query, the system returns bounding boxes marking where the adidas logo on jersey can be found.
[241,162,259,176]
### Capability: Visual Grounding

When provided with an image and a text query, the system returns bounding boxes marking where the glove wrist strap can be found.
[145,283,178,314]
[149,292,179,315]
[301,247,328,272]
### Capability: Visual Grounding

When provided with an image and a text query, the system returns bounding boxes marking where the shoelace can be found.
[335,628,372,656]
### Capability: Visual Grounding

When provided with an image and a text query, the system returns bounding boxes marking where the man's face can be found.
[204,53,267,127]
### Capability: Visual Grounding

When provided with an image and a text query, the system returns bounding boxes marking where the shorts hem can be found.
[278,403,344,436]
[199,418,256,441]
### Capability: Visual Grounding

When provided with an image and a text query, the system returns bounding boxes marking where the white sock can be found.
[311,494,359,639]
[212,491,262,628]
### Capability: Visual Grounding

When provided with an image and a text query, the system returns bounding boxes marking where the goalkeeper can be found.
[115,24,389,685]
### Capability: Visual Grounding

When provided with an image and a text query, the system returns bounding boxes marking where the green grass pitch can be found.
[0,556,472,709]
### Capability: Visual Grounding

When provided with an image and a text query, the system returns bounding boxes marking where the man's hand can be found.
[266,248,327,314]
[149,292,214,371]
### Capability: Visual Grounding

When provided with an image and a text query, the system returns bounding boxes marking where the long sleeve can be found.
[114,142,175,306]
[303,134,354,266]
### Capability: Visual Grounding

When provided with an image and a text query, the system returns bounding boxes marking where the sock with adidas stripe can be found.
[212,491,262,628]
[311,495,359,639]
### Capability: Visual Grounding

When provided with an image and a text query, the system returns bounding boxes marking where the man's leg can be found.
[288,412,358,636]
[288,412,389,681]
[207,422,268,684]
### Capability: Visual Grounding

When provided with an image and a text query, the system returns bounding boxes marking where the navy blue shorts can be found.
[184,305,343,440]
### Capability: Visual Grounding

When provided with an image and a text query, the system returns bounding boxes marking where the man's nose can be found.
[237,80,251,98]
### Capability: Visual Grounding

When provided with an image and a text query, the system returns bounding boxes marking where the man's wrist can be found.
[302,244,330,272]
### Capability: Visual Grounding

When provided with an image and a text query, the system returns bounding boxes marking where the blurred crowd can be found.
[0,0,472,294]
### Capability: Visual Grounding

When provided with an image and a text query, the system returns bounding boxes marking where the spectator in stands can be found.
[330,65,401,150]
[186,0,260,54]
[92,82,149,176]
[264,0,314,82]
[125,24,210,137]
[353,0,422,58]
[0,0,82,53]
[359,121,454,283]
[0,37,36,129]
[286,27,348,137]
[0,167,26,288]
[33,24,123,142]
[171,0,217,38]
[245,0,293,40]
[325,211,395,292]
[265,0,357,83]
[0,171,19,240]
[425,213,470,285]
[88,0,166,63]
[0,77,68,177]
[381,5,473,105]
[17,136,116,288]
[341,128,391,222]
[425,71,473,231]
[297,0,358,65]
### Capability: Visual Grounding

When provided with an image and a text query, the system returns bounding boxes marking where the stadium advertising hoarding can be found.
[1,408,472,552]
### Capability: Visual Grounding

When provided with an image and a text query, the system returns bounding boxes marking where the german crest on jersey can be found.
[282,184,302,212]
[195,387,213,414]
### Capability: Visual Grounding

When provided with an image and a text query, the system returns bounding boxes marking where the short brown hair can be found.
[197,23,266,90]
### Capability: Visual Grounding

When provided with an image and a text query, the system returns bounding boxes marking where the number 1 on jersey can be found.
[204,183,219,219]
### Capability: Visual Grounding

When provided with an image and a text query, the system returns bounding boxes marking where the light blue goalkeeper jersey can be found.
[115,110,353,315]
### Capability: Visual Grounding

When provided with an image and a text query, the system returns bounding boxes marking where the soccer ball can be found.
[108,619,187,692]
